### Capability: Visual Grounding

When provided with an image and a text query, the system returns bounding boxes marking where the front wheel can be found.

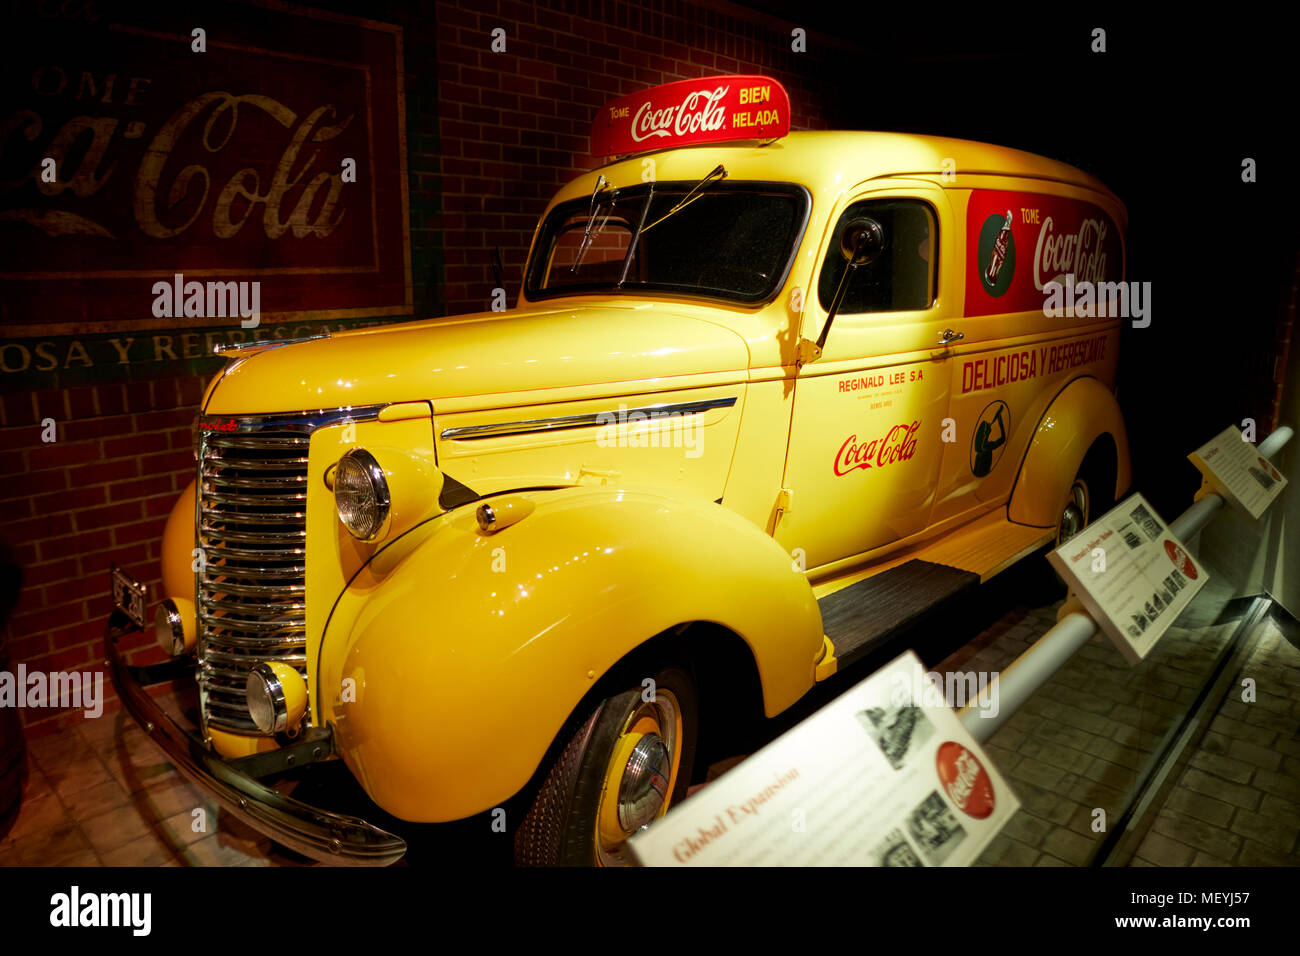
[514,664,698,866]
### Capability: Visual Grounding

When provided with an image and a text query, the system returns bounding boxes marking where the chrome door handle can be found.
[939,328,964,346]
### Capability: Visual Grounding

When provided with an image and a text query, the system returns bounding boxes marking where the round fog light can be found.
[246,661,307,735]
[153,598,195,656]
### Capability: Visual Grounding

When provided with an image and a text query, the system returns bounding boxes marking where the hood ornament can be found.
[212,332,332,356]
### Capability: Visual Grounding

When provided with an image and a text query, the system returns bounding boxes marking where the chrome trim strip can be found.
[199,404,386,434]
[439,396,738,441]
[213,333,331,355]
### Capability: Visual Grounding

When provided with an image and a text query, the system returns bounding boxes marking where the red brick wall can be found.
[0,0,846,735]
[0,377,207,733]
[433,0,842,315]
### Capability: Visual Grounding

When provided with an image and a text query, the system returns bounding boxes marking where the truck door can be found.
[775,182,957,571]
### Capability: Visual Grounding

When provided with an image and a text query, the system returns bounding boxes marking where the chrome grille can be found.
[194,405,384,737]
[197,425,311,734]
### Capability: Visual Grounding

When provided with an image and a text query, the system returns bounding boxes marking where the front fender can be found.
[1009,376,1132,527]
[317,486,823,822]
[160,480,196,604]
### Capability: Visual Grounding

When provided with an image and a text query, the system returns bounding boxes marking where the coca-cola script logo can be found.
[1163,539,1198,580]
[591,76,791,157]
[935,741,995,819]
[833,421,921,477]
[1033,216,1110,291]
[963,191,1121,319]
[631,86,729,143]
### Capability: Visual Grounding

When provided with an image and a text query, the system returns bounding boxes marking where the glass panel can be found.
[817,198,936,314]
[526,182,807,304]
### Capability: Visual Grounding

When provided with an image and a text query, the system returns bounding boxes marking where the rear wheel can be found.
[514,664,698,866]
[1055,477,1091,546]
[1056,447,1117,548]
[1027,444,1117,599]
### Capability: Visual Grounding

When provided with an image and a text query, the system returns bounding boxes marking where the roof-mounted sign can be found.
[591,75,791,158]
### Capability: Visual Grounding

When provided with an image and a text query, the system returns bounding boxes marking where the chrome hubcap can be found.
[617,733,671,832]
[597,688,681,866]
[1057,480,1088,544]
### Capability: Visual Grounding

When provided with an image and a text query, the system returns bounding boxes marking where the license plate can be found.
[110,563,148,629]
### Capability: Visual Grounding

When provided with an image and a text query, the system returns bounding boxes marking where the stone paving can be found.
[933,597,1300,867]
[1129,617,1300,866]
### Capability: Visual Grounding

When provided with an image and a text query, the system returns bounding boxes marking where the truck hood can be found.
[203,304,751,415]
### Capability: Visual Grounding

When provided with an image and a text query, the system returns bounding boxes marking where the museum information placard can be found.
[1047,492,1208,664]
[1188,425,1287,520]
[627,651,1018,866]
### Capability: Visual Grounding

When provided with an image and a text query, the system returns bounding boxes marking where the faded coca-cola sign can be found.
[592,75,790,157]
[935,741,995,818]
[1,6,410,339]
[833,421,921,477]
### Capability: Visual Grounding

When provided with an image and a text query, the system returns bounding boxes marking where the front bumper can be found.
[104,609,407,866]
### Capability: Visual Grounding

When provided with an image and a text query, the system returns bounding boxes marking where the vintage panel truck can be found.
[108,75,1130,866]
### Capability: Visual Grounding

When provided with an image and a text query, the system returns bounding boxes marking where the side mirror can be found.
[806,217,886,359]
[840,217,885,265]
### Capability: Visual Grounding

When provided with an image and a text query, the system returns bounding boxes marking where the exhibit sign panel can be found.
[628,651,1019,866]
[1048,493,1208,664]
[1188,425,1288,520]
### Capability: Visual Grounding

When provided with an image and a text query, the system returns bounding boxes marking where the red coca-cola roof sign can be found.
[591,75,791,157]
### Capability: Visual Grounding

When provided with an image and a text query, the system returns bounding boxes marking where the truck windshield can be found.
[525,181,809,305]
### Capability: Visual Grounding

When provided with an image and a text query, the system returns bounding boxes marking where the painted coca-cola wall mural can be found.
[0,1,410,386]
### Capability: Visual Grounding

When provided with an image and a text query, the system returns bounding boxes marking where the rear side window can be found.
[817,199,937,314]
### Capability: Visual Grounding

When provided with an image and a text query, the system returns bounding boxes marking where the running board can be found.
[818,559,980,673]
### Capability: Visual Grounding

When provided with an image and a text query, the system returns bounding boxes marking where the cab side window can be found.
[817,199,937,314]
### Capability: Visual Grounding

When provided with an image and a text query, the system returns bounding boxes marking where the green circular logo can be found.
[977,213,1015,297]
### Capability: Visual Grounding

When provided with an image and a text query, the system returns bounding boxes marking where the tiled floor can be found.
[0,698,296,866]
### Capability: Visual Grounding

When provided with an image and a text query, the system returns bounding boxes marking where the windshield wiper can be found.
[640,164,727,235]
[616,164,726,289]
[570,174,609,273]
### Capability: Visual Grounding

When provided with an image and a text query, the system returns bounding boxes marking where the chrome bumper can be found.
[104,609,407,866]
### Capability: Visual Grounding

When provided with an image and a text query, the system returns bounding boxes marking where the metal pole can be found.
[959,425,1293,743]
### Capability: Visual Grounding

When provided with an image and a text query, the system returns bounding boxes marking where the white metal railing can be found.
[958,425,1294,743]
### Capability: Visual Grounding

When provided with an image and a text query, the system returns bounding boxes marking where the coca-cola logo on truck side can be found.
[935,741,995,819]
[964,190,1123,318]
[833,421,921,476]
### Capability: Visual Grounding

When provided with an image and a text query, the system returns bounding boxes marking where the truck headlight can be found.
[246,661,307,735]
[334,448,390,540]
